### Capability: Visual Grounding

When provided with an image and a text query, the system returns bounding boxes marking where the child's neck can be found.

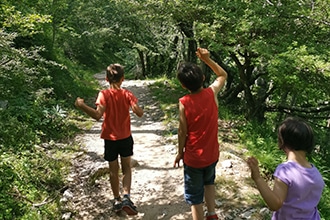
[110,83,121,89]
[191,87,203,94]
[287,150,312,168]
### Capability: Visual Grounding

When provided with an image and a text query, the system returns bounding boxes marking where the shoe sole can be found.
[113,205,122,213]
[122,205,138,215]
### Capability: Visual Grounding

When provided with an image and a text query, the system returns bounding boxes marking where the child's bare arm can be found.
[75,97,104,121]
[196,47,227,94]
[174,102,187,167]
[247,157,288,211]
[131,104,144,117]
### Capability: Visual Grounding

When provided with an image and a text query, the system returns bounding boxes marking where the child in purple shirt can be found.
[247,117,325,220]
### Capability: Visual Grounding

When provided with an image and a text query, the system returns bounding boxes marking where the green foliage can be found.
[0,30,81,148]
[48,55,99,105]
[0,154,21,219]
[192,0,330,121]
[268,45,330,108]
[148,77,186,124]
[0,2,99,218]
[319,187,330,219]
[1,4,51,36]
[1,0,329,218]
[0,149,66,219]
[238,120,285,174]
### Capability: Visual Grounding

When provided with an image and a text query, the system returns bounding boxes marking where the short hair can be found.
[177,62,204,92]
[106,64,124,83]
[277,117,315,154]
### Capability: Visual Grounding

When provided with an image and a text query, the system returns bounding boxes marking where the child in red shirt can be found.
[75,64,143,215]
[174,48,227,220]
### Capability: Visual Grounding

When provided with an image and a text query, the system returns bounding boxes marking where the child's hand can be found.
[75,97,85,107]
[246,156,262,182]
[173,153,184,168]
[196,47,210,63]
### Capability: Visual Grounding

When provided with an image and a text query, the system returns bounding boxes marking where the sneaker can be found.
[113,199,122,213]
[206,214,218,220]
[122,195,138,215]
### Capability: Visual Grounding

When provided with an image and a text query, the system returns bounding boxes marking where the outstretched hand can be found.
[246,156,262,182]
[195,47,210,63]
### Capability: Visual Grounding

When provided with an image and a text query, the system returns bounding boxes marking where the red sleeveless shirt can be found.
[96,88,138,140]
[179,87,219,168]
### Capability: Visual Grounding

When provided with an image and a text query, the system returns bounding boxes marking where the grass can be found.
[0,149,69,219]
[148,77,186,132]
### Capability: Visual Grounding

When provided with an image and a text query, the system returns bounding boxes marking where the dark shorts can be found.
[104,135,134,162]
[184,161,218,205]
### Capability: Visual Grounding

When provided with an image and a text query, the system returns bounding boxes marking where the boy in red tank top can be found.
[75,64,144,215]
[173,48,227,220]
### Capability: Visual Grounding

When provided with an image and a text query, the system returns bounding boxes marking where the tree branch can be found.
[266,103,330,114]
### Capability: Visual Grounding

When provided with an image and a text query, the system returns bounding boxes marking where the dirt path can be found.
[61,75,269,220]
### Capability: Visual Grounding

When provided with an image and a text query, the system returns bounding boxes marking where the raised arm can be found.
[247,156,288,211]
[196,47,227,95]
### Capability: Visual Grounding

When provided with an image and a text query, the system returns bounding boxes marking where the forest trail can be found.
[61,75,268,220]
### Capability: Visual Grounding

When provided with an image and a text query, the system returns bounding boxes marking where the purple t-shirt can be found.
[272,161,325,220]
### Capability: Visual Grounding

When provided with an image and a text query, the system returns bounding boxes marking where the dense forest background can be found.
[1,0,329,219]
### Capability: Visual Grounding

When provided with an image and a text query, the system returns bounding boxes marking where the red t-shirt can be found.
[179,87,219,168]
[95,88,138,140]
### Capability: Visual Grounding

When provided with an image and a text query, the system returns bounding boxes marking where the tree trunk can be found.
[187,39,197,63]
[167,36,179,77]
[137,50,146,78]
[51,0,56,49]
[178,21,197,63]
[230,52,266,122]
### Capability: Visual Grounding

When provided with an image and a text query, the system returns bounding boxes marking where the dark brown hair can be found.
[106,64,124,83]
[278,117,315,154]
[177,62,204,92]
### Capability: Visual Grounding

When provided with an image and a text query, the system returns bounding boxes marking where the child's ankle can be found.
[207,212,216,216]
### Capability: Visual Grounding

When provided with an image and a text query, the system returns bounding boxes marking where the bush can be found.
[0,149,66,219]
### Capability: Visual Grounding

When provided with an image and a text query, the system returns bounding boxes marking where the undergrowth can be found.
[0,57,99,219]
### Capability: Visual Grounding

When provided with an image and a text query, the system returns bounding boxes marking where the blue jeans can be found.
[183,161,217,205]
